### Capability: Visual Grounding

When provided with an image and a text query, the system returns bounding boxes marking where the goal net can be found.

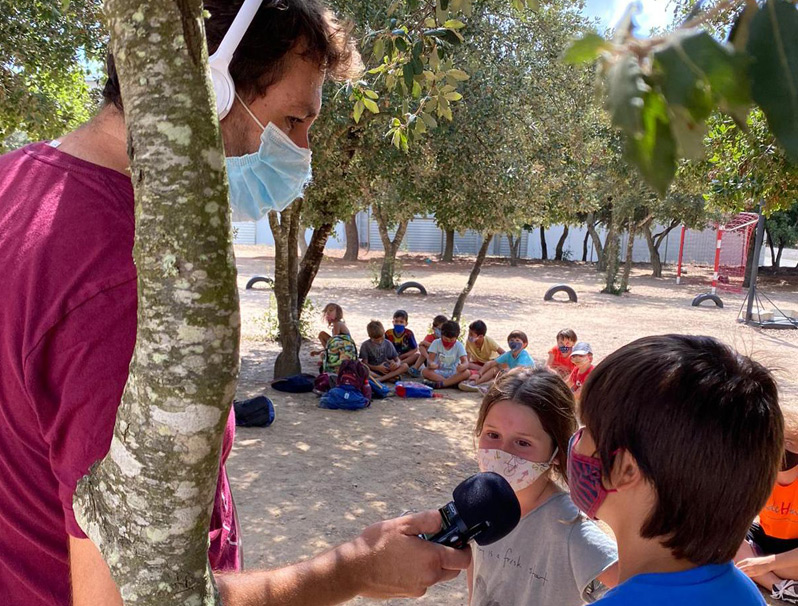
[676,212,759,295]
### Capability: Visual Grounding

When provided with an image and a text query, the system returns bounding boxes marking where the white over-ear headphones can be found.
[208,0,264,119]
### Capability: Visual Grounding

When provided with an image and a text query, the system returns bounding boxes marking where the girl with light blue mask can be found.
[225,93,313,221]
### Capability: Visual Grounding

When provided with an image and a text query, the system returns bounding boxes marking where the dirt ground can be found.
[228,245,798,605]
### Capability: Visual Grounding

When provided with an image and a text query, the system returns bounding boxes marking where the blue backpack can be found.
[319,384,370,410]
[368,377,392,399]
[271,373,316,393]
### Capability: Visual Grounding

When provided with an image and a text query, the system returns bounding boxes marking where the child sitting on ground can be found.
[422,320,470,389]
[314,303,357,373]
[385,309,419,367]
[359,320,408,383]
[470,367,618,606]
[736,403,798,604]
[461,331,534,392]
[567,342,594,401]
[546,328,577,378]
[466,320,505,371]
[409,314,448,378]
[571,334,782,606]
[314,302,351,353]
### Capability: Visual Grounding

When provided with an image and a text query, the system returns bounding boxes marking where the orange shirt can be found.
[760,479,798,540]
[549,346,575,373]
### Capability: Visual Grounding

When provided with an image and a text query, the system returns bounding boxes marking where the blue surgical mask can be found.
[393,324,405,334]
[559,345,572,354]
[434,328,442,338]
[509,341,523,351]
[225,94,312,221]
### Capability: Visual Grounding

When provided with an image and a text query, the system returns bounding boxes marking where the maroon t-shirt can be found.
[0,142,240,605]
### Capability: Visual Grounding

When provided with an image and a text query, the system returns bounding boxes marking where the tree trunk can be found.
[375,215,408,290]
[73,0,237,603]
[507,234,520,267]
[452,235,493,322]
[297,223,333,314]
[442,228,455,262]
[776,245,784,268]
[298,224,309,258]
[743,225,758,288]
[619,221,637,293]
[343,213,359,261]
[582,231,589,262]
[586,213,604,270]
[555,225,569,261]
[766,226,777,267]
[601,220,621,294]
[642,222,663,278]
[539,225,548,260]
[270,206,302,378]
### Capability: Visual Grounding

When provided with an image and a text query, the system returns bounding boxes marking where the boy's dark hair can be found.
[469,320,487,336]
[508,330,528,345]
[432,315,448,327]
[102,0,361,110]
[581,334,783,566]
[440,320,460,339]
[557,328,577,342]
[476,367,575,483]
[393,310,409,322]
[366,320,385,339]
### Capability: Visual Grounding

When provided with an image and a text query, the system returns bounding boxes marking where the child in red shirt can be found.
[567,342,594,401]
[546,328,577,378]
[409,314,447,378]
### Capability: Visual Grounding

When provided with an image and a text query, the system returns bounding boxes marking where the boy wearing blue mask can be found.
[461,331,534,393]
[385,309,419,368]
[569,334,782,606]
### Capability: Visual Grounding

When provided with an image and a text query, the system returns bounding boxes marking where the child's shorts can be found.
[747,522,798,555]
[437,367,459,379]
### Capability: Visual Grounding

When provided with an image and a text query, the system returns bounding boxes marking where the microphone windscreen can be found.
[452,472,521,546]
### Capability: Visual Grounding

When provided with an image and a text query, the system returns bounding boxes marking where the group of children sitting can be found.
[316,302,596,399]
[312,302,798,606]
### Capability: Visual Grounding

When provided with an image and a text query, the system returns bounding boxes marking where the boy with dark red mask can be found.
[422,320,470,389]
[567,335,782,606]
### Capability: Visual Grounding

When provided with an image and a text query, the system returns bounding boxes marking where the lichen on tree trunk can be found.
[72,1,239,604]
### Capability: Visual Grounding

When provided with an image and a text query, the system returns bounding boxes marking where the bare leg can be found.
[475,366,499,385]
[380,363,410,382]
[467,361,484,371]
[400,352,420,366]
[735,541,783,591]
[442,370,472,388]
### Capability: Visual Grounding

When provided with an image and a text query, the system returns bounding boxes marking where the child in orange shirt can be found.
[737,405,798,603]
[546,328,577,378]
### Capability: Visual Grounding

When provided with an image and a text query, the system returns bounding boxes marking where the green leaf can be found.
[447,69,470,81]
[605,54,647,135]
[444,19,466,30]
[412,80,422,98]
[403,63,415,90]
[438,0,449,11]
[626,92,677,196]
[390,128,402,149]
[728,2,758,52]
[395,36,409,53]
[364,89,379,100]
[363,98,380,114]
[444,91,463,101]
[372,38,385,62]
[669,106,708,160]
[421,112,438,129]
[562,33,610,65]
[747,0,798,161]
[353,100,364,124]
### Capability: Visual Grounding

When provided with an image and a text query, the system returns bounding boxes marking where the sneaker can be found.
[477,383,490,394]
[408,367,421,378]
[773,580,798,604]
[423,379,444,389]
[459,381,480,393]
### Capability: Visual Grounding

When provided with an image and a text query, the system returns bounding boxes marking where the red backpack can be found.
[337,360,372,402]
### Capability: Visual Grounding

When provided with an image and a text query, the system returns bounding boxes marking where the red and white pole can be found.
[712,222,723,295]
[676,225,687,285]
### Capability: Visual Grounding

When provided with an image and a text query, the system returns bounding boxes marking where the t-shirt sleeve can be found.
[568,518,618,603]
[495,352,511,365]
[429,340,443,356]
[487,336,500,353]
[23,281,137,538]
[406,330,417,350]
[386,341,399,359]
[456,341,467,360]
[522,351,535,367]
[359,341,371,362]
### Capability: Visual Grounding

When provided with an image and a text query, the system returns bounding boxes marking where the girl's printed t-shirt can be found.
[595,562,764,606]
[759,479,798,540]
[428,339,467,372]
[495,349,535,370]
[471,492,617,606]
[569,366,594,393]
[549,346,576,373]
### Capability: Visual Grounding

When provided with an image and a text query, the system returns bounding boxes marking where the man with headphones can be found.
[0,0,470,604]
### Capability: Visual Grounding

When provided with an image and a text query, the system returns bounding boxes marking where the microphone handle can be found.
[421,502,472,549]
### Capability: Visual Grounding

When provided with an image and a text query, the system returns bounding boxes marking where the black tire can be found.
[544,284,578,303]
[246,276,274,290]
[692,293,723,308]
[396,281,428,296]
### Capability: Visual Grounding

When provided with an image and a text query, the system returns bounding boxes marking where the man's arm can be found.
[71,511,471,606]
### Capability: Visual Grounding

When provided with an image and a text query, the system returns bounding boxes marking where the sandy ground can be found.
[227,245,798,605]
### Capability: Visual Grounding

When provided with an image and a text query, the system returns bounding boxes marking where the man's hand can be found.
[347,510,471,598]
[737,555,776,578]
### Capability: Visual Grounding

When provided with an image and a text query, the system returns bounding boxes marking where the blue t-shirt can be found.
[495,349,534,369]
[596,562,764,606]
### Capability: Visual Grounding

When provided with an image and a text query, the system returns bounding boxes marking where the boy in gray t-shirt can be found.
[359,320,409,382]
[471,492,616,606]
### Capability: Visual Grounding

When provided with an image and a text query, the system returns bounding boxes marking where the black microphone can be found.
[423,472,521,549]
